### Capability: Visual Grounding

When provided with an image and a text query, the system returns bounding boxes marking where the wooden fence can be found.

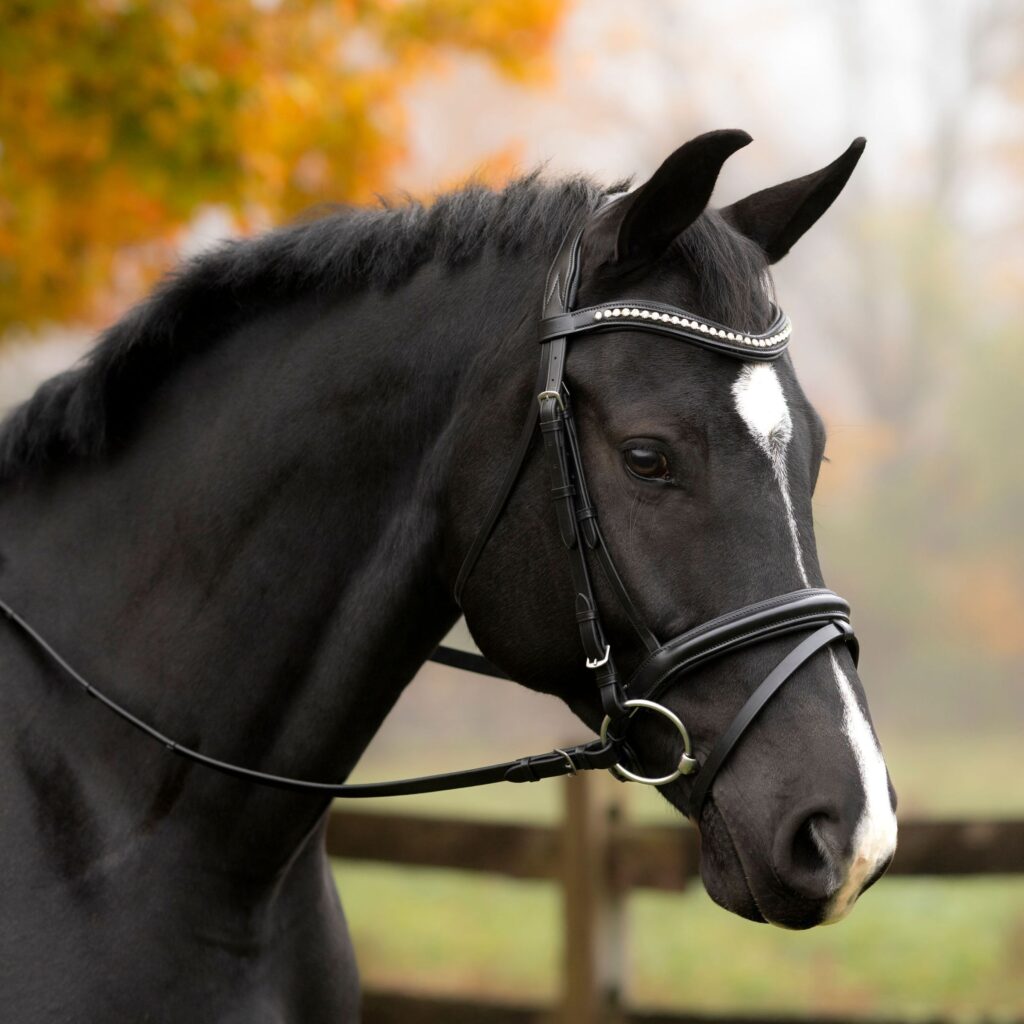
[326,771,1024,1024]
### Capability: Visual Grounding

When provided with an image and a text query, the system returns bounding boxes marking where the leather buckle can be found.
[553,748,578,776]
[585,645,610,669]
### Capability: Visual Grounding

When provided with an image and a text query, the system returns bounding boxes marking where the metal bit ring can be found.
[599,698,698,786]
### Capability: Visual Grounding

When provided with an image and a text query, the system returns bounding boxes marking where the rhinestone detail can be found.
[591,305,791,348]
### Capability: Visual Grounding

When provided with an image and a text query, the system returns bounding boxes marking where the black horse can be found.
[0,131,896,1022]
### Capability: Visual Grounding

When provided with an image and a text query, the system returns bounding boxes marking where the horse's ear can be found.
[609,129,753,265]
[720,138,866,264]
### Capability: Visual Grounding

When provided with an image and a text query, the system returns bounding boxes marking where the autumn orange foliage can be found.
[0,0,565,332]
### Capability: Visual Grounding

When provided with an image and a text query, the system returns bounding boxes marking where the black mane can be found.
[0,174,769,482]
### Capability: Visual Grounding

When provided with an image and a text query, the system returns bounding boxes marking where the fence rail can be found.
[326,807,1024,883]
[360,990,958,1024]
[326,773,1024,1024]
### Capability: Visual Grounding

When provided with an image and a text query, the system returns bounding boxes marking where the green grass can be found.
[880,733,1024,819]
[333,864,1024,1021]
[334,734,1024,1020]
[630,879,1024,1020]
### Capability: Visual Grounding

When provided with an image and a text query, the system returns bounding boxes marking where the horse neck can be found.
[0,247,540,873]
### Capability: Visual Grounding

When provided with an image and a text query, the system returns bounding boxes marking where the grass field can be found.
[332,733,1024,1021]
[334,865,1024,1021]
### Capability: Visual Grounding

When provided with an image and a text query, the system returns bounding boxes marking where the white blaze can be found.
[731,363,806,585]
[823,649,898,921]
[731,362,897,919]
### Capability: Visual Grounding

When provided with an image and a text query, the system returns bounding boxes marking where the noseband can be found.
[1,210,857,823]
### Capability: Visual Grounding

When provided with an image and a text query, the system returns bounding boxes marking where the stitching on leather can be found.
[545,273,560,308]
[637,615,849,700]
[631,591,843,677]
[653,614,836,675]
[565,235,581,306]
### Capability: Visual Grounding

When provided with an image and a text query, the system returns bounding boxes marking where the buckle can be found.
[585,645,611,669]
[552,748,577,776]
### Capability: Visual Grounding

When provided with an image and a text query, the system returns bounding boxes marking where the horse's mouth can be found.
[697,800,851,931]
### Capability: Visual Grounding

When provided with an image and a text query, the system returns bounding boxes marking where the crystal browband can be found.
[539,299,792,362]
[593,305,791,349]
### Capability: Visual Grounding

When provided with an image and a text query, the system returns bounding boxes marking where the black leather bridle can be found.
[1,212,857,822]
[447,218,858,820]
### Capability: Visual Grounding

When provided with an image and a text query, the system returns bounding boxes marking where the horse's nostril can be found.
[774,808,850,901]
[791,815,831,874]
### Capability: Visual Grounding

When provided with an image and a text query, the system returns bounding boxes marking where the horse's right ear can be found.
[600,130,753,267]
[720,138,867,263]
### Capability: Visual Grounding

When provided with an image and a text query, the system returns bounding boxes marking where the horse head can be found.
[454,131,897,929]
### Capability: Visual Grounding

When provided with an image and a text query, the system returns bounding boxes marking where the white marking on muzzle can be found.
[732,363,897,920]
[822,649,898,922]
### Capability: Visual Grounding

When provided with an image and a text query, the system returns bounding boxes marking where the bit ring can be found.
[599,698,698,786]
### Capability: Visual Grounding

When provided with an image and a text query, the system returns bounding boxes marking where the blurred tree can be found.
[808,0,1024,725]
[0,0,563,332]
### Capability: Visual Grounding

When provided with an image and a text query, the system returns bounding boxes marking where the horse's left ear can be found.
[606,129,754,266]
[720,138,866,264]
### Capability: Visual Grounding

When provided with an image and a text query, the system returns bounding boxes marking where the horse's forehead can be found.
[587,343,794,410]
[573,321,807,444]
[731,362,793,453]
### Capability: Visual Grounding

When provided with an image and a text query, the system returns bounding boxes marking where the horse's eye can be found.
[623,447,671,481]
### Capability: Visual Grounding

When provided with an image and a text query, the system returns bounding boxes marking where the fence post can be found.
[560,767,627,1024]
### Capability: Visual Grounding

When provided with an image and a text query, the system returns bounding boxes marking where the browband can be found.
[540,299,791,360]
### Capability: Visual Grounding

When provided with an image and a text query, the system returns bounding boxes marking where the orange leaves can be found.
[367,0,564,79]
[0,0,567,332]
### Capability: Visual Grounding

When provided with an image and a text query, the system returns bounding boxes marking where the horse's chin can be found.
[696,803,767,924]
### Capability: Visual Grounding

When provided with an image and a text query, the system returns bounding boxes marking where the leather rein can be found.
[1,213,857,821]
